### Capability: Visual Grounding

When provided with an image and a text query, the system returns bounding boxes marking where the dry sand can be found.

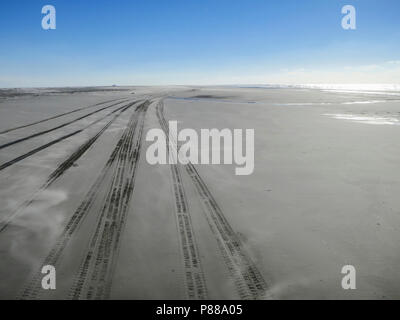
[0,86,399,299]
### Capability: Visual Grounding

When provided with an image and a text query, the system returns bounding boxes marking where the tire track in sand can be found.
[0,100,131,172]
[156,101,208,300]
[0,99,129,151]
[18,101,150,300]
[68,100,150,300]
[0,97,127,135]
[157,100,269,300]
[0,100,141,234]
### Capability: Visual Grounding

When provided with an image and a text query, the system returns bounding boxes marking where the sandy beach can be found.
[0,86,399,299]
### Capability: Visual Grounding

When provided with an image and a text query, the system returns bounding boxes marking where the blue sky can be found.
[0,0,399,87]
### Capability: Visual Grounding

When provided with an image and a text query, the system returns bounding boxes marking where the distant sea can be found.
[239,84,400,94]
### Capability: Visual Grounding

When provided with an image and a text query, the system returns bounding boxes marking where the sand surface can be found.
[0,86,399,299]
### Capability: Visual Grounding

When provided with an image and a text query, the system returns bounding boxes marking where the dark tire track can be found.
[0,97,127,135]
[18,101,150,300]
[0,99,129,150]
[0,100,135,172]
[46,100,142,185]
[185,162,269,300]
[157,100,269,300]
[156,102,208,299]
[0,100,140,234]
[68,101,149,300]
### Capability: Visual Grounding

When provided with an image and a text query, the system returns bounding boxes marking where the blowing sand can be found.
[0,86,399,299]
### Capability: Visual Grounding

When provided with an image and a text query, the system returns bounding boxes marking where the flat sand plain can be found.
[0,86,399,299]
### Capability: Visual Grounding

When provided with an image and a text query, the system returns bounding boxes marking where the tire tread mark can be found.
[0,100,133,172]
[68,101,150,300]
[156,101,208,300]
[0,99,129,150]
[0,97,127,135]
[0,101,140,234]
[17,101,148,300]
[157,101,270,300]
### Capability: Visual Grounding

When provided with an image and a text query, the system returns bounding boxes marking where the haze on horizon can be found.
[0,0,399,88]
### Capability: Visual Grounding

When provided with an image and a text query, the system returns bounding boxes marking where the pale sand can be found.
[0,86,399,299]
